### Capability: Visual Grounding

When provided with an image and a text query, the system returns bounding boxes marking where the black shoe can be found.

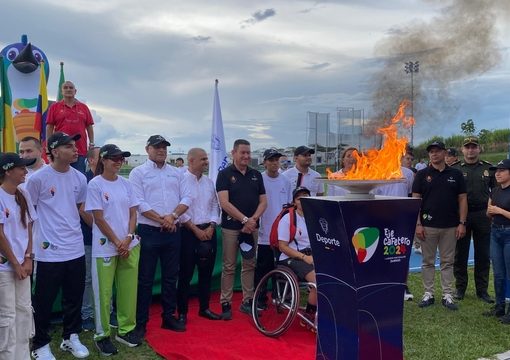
[453,289,465,300]
[199,309,222,320]
[95,337,118,356]
[418,292,435,308]
[221,303,232,321]
[115,330,142,347]
[239,299,253,315]
[441,294,458,311]
[500,313,510,324]
[477,292,495,304]
[134,325,146,339]
[178,313,187,325]
[483,304,506,317]
[162,316,186,332]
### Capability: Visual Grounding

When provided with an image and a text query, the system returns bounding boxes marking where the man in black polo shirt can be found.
[413,141,467,311]
[216,139,267,320]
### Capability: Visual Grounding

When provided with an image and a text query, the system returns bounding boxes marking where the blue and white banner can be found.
[209,79,228,183]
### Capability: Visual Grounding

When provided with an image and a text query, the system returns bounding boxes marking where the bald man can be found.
[46,80,95,174]
[177,148,222,323]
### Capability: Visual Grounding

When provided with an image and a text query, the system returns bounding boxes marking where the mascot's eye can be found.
[32,50,43,63]
[6,47,19,61]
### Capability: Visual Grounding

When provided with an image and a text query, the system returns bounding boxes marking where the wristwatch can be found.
[459,221,467,225]
[241,216,249,224]
[171,212,178,219]
[25,253,35,260]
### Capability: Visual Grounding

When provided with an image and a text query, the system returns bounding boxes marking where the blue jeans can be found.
[136,224,181,329]
[490,225,510,305]
[81,245,94,320]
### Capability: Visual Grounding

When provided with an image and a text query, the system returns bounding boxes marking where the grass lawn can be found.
[47,269,506,359]
[404,269,508,360]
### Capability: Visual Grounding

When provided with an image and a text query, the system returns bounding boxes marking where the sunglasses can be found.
[62,86,75,89]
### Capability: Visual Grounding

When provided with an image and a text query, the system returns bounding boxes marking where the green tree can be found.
[460,119,476,135]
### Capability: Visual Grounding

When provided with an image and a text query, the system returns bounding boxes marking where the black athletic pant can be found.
[32,255,86,350]
[177,226,217,314]
[254,244,276,303]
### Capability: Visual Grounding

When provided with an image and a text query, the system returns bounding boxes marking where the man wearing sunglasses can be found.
[46,81,95,174]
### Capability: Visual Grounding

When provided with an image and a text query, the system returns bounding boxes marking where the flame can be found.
[328,100,413,180]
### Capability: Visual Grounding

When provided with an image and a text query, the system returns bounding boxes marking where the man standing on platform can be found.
[130,135,192,335]
[413,141,467,311]
[255,149,292,305]
[46,81,95,174]
[216,139,267,320]
[283,146,324,195]
[177,148,221,324]
[452,136,494,303]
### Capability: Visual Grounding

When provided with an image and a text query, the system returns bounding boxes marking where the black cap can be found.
[146,135,170,147]
[294,146,315,156]
[99,144,131,159]
[446,148,458,156]
[426,141,446,152]
[293,186,311,200]
[47,132,81,151]
[263,148,283,161]
[490,159,510,171]
[0,152,36,173]
[463,136,479,147]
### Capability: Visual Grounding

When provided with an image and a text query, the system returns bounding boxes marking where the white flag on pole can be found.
[209,79,228,183]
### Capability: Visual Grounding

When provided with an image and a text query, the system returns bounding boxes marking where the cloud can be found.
[303,62,331,71]
[241,8,276,28]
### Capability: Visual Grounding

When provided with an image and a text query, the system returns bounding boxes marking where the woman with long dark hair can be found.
[85,144,140,356]
[0,153,37,359]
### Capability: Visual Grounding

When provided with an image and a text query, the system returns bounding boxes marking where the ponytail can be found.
[15,189,32,229]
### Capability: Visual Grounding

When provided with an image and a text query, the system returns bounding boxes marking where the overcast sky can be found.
[2,0,509,154]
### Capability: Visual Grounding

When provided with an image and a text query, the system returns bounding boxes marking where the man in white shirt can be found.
[26,132,89,360]
[177,148,221,324]
[283,146,324,195]
[129,135,192,335]
[255,149,292,306]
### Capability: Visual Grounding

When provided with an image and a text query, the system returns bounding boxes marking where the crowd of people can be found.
[0,80,509,360]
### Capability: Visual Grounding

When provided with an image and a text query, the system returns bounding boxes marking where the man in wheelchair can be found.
[277,186,317,328]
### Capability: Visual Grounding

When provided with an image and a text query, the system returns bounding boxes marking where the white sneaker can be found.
[60,333,90,358]
[414,246,422,255]
[404,290,414,301]
[31,344,56,360]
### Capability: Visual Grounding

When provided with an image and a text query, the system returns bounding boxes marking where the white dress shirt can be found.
[282,166,324,196]
[129,159,193,227]
[181,170,220,225]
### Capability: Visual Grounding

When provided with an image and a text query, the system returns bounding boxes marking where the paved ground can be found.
[479,350,510,360]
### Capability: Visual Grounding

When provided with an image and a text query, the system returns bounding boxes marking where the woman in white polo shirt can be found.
[85,144,140,356]
[0,153,37,359]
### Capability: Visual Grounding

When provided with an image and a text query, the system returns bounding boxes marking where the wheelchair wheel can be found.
[252,267,300,337]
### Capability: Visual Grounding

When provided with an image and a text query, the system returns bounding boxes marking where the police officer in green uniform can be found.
[452,136,495,303]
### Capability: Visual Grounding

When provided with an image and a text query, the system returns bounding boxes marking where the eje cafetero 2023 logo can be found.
[352,227,380,263]
[352,227,411,263]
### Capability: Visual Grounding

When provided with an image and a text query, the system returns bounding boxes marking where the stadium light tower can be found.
[404,61,419,146]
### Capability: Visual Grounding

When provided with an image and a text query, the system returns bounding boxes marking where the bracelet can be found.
[127,233,134,240]
[241,216,249,224]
